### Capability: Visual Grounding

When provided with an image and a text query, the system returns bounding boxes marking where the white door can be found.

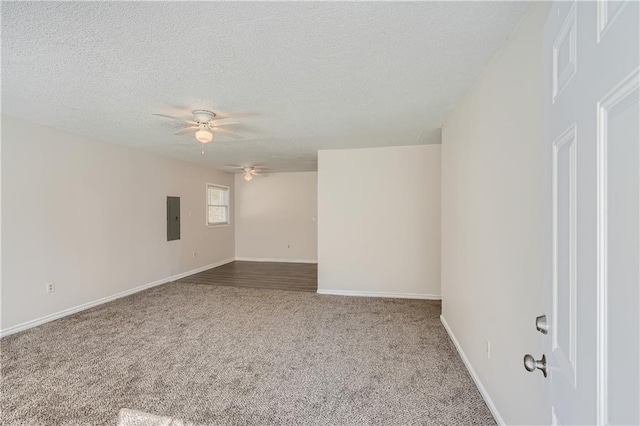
[534,1,640,425]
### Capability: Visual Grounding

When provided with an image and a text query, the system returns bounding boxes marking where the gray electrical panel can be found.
[167,196,180,241]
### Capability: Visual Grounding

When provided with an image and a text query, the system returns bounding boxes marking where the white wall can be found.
[1,115,235,332]
[235,172,317,262]
[441,4,550,425]
[318,145,441,298]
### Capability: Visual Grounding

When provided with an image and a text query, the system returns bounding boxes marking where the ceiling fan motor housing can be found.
[192,110,216,123]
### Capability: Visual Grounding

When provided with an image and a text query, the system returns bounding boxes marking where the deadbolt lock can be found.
[536,314,548,334]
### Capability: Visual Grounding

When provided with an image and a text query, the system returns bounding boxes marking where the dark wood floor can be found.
[176,261,318,293]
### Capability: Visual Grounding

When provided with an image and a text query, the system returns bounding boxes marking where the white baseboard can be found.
[440,315,504,426]
[317,289,441,300]
[0,257,235,339]
[235,257,317,264]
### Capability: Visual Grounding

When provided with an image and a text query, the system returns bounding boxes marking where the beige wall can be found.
[1,115,235,332]
[235,172,317,262]
[318,145,441,298]
[441,4,550,425]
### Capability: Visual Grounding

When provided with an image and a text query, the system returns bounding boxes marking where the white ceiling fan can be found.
[153,110,243,144]
[236,166,267,181]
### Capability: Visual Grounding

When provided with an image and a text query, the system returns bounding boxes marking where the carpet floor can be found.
[1,283,494,425]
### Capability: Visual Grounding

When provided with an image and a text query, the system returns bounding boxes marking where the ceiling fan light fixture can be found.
[244,172,253,181]
[195,129,213,144]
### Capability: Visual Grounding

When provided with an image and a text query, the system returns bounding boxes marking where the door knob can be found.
[523,354,547,377]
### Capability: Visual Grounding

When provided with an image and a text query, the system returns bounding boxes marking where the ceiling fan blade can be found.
[209,127,243,139]
[174,126,199,135]
[209,118,238,126]
[153,114,197,125]
[219,111,259,119]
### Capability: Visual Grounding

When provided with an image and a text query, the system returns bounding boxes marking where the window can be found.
[206,184,229,226]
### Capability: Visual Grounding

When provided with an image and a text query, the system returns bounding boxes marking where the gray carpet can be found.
[1,283,494,425]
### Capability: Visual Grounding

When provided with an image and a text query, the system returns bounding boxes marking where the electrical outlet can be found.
[486,340,491,359]
[192,251,197,258]
[45,282,55,293]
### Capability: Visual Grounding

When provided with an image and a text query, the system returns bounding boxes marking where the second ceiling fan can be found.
[236,166,267,181]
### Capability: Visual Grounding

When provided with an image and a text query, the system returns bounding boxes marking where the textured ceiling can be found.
[2,1,530,172]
